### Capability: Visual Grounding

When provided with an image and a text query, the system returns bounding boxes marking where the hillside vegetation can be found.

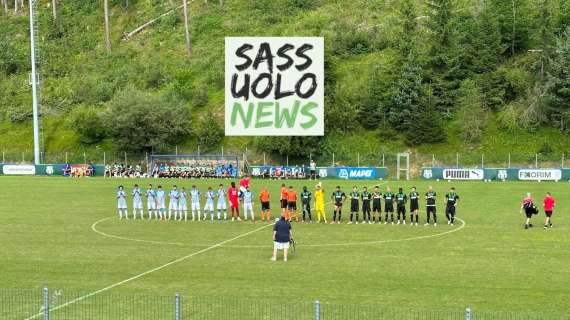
[0,0,569,163]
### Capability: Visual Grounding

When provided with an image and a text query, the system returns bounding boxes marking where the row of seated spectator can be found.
[151,161,238,179]
[104,163,146,178]
[253,165,309,179]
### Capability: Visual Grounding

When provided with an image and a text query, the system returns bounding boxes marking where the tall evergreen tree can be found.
[398,0,418,56]
[406,84,446,145]
[545,27,570,130]
[488,0,532,56]
[359,66,384,129]
[425,0,460,116]
[391,53,423,132]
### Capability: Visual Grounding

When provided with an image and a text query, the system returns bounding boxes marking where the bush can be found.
[195,113,223,150]
[69,107,107,145]
[103,87,191,152]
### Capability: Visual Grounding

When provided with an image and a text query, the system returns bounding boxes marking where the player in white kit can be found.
[156,185,166,220]
[190,185,201,221]
[132,184,144,220]
[217,184,227,220]
[117,186,128,219]
[146,184,157,220]
[204,187,216,221]
[178,187,188,221]
[168,185,180,221]
[243,186,255,221]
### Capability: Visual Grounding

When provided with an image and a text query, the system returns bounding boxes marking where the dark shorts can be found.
[397,205,406,214]
[334,201,343,208]
[372,201,381,212]
[310,169,316,175]
[280,199,288,209]
[545,210,553,218]
[446,205,456,215]
[351,200,359,212]
[427,206,436,214]
[385,204,394,213]
[362,201,371,212]
[288,201,297,211]
[261,201,270,211]
[411,204,419,211]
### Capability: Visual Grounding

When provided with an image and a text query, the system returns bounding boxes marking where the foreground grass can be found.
[0,177,569,319]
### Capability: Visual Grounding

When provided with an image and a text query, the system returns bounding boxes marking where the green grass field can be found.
[1,177,570,319]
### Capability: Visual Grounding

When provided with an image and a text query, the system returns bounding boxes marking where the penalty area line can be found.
[24,222,273,320]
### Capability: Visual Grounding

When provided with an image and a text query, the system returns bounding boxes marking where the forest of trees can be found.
[0,0,569,157]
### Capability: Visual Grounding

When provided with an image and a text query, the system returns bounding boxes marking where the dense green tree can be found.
[391,53,423,132]
[103,88,191,152]
[358,66,384,129]
[69,107,107,145]
[545,27,570,131]
[456,80,486,142]
[488,0,532,56]
[406,85,446,145]
[397,0,418,56]
[195,113,223,150]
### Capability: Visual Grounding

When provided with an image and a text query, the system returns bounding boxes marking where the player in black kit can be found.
[409,187,420,225]
[395,187,408,225]
[384,187,395,224]
[349,186,360,224]
[372,186,382,223]
[361,186,372,224]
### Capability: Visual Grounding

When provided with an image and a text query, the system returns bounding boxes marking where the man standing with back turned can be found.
[271,215,293,262]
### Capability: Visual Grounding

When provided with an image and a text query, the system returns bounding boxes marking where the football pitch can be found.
[1,176,569,319]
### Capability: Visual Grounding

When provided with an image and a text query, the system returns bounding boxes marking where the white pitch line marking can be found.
[91,216,466,249]
[24,222,273,320]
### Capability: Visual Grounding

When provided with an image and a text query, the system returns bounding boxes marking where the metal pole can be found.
[263,152,266,166]
[145,152,149,174]
[562,153,565,168]
[221,146,224,156]
[508,153,511,168]
[43,287,49,320]
[175,145,178,155]
[456,153,459,168]
[357,153,360,167]
[174,293,180,320]
[2,151,4,163]
[464,306,472,320]
[103,152,106,167]
[535,153,538,168]
[382,153,385,167]
[481,154,484,168]
[22,151,25,163]
[432,154,435,168]
[332,153,335,167]
[309,153,312,162]
[29,0,41,165]
[65,152,68,164]
[314,300,321,320]
[83,152,86,165]
[124,151,127,166]
[286,155,289,167]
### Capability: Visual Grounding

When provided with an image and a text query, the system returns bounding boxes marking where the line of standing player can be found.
[115,182,252,222]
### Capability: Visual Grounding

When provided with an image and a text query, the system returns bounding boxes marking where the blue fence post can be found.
[314,300,320,320]
[175,293,180,320]
[465,306,472,320]
[43,287,49,320]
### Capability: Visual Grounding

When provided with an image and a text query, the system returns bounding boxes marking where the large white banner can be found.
[518,169,561,181]
[225,37,324,136]
[442,169,484,180]
[2,165,36,175]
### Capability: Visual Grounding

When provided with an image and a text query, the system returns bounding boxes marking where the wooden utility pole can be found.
[52,0,57,22]
[104,0,111,53]
[511,0,516,56]
[182,0,192,57]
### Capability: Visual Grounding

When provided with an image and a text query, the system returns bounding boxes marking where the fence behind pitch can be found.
[2,288,569,320]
